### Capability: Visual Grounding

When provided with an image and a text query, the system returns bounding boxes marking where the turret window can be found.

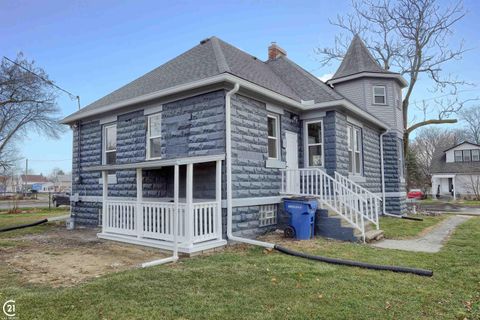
[373,86,386,105]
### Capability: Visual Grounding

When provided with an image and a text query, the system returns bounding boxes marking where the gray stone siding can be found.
[231,204,278,237]
[361,125,382,193]
[71,91,226,226]
[382,132,406,214]
[230,94,301,198]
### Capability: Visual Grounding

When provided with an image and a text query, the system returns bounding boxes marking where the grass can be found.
[380,214,448,239]
[0,207,69,240]
[419,198,480,207]
[0,215,479,319]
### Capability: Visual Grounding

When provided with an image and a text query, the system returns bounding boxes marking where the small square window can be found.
[259,204,277,227]
[373,86,386,105]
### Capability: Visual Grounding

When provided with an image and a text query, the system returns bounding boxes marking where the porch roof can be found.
[83,154,225,172]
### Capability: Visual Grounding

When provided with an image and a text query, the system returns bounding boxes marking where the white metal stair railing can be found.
[334,172,381,229]
[281,168,380,241]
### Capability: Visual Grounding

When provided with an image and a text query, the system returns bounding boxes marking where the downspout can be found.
[380,130,388,215]
[225,83,274,249]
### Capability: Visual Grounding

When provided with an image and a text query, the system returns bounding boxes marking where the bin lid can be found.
[283,196,317,202]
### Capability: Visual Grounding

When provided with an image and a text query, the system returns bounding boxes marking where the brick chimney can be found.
[268,42,286,60]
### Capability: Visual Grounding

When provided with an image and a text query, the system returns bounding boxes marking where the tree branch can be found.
[406,119,457,134]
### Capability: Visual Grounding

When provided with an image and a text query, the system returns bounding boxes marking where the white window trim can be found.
[103,123,117,165]
[146,113,162,160]
[372,85,387,105]
[304,119,324,168]
[347,123,363,176]
[267,113,281,160]
[454,150,463,162]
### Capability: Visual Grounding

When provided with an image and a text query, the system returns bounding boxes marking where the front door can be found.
[285,131,299,193]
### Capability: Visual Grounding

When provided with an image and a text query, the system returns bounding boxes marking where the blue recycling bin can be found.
[283,197,318,240]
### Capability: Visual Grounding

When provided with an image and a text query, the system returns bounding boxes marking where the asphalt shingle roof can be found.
[67,36,394,123]
[431,142,480,174]
[266,56,343,103]
[331,35,395,80]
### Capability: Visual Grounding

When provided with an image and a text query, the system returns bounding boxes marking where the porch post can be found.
[173,164,179,258]
[102,170,108,233]
[453,175,456,200]
[185,163,194,247]
[215,160,222,240]
[136,168,143,238]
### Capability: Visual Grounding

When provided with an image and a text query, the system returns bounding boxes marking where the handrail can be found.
[281,168,381,241]
[334,172,382,201]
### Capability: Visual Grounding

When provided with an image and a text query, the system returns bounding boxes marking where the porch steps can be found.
[315,209,383,243]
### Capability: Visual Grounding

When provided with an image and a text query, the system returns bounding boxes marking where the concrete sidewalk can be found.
[372,215,472,253]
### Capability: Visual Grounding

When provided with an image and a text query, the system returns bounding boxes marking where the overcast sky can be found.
[1,0,479,174]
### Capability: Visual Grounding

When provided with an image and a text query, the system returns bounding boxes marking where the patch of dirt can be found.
[0,225,167,287]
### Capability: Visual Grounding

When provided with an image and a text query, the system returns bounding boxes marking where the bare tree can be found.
[315,0,474,156]
[0,53,64,169]
[410,127,461,187]
[458,105,480,144]
[461,176,480,200]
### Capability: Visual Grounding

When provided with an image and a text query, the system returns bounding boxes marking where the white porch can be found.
[90,155,226,254]
[431,174,456,199]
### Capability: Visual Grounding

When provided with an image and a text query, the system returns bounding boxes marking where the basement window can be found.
[147,113,162,160]
[373,86,386,105]
[259,204,277,227]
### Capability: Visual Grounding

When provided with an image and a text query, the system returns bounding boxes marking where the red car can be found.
[407,189,424,199]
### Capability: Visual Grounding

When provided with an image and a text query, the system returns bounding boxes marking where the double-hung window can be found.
[267,114,280,159]
[373,86,386,105]
[463,150,472,162]
[306,120,323,167]
[472,149,480,162]
[454,150,463,162]
[347,124,362,175]
[147,113,162,159]
[103,124,117,165]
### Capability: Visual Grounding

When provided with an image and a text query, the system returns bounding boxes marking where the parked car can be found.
[52,193,70,207]
[407,189,425,199]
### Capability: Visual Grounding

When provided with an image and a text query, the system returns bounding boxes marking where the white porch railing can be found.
[103,199,221,246]
[281,168,381,241]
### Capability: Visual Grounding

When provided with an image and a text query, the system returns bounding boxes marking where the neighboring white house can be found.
[431,141,480,199]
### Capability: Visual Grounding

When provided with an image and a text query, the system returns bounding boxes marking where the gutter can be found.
[61,74,389,130]
[225,83,274,249]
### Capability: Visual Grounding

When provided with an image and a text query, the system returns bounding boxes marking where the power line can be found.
[2,56,81,110]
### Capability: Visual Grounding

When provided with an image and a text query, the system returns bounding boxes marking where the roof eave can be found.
[327,72,408,88]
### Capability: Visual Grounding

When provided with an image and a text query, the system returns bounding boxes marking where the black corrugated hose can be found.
[274,245,433,277]
[0,219,48,233]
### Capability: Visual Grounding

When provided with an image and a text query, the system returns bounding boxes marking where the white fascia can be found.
[61,73,388,129]
[327,72,408,88]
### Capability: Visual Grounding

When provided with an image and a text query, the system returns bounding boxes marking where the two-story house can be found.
[62,35,407,254]
[431,141,480,199]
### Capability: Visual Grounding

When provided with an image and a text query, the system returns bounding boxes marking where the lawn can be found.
[0,213,479,319]
[0,207,69,240]
[419,198,480,207]
[379,214,448,239]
